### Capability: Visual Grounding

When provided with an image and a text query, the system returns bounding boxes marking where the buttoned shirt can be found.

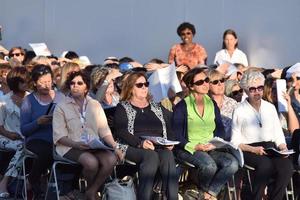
[53,95,112,156]
[0,92,29,137]
[231,99,286,148]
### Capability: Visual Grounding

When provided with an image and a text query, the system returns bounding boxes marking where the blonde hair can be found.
[208,69,224,81]
[58,62,80,92]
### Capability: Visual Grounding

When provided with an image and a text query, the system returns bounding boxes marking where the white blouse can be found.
[214,48,248,67]
[231,99,285,148]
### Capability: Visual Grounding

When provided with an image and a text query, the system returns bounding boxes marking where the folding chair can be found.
[44,147,79,200]
[177,159,237,200]
[14,148,37,200]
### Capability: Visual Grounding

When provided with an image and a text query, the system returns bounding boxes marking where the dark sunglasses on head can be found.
[135,82,149,88]
[193,77,210,86]
[231,89,243,96]
[248,85,264,93]
[210,78,225,85]
[70,81,84,86]
[10,53,24,57]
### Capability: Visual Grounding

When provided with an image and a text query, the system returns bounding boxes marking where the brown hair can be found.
[262,78,275,103]
[120,72,150,101]
[6,67,29,92]
[8,47,25,58]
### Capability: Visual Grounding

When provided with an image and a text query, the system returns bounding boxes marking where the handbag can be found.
[102,176,136,200]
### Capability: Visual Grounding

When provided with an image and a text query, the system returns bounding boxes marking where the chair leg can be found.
[246,169,252,192]
[53,163,60,200]
[285,177,295,200]
[227,175,237,200]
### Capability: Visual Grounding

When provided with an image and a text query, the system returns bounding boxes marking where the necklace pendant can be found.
[259,122,262,128]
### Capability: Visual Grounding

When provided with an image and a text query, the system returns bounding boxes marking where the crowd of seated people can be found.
[0,21,300,200]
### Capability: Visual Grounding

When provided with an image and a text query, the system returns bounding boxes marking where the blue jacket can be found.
[172,98,228,150]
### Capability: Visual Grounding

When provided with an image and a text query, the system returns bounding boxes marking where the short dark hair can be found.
[182,67,206,90]
[31,64,53,83]
[7,67,29,92]
[65,71,90,95]
[65,51,79,60]
[222,29,238,49]
[177,22,196,36]
[119,57,134,64]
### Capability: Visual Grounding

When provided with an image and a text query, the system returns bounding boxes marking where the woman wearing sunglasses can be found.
[20,64,65,198]
[53,71,122,200]
[173,67,238,200]
[8,47,25,65]
[208,69,238,139]
[225,80,243,102]
[168,22,207,70]
[231,71,293,200]
[113,72,178,200]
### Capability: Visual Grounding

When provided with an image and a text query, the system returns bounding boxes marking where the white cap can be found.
[286,63,300,78]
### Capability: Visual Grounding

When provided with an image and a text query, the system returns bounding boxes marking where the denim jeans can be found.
[176,149,239,196]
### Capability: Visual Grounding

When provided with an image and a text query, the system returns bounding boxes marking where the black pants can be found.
[244,144,293,200]
[126,146,178,200]
[26,139,53,193]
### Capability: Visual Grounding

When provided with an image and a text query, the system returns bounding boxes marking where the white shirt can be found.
[214,48,248,66]
[0,92,28,136]
[231,99,285,148]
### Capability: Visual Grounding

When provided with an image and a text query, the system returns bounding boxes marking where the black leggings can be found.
[26,140,53,190]
[125,146,178,200]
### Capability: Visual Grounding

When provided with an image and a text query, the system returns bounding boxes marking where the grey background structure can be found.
[0,0,299,67]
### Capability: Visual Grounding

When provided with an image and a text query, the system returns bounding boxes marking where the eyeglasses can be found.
[193,77,210,86]
[10,53,24,57]
[210,78,225,85]
[135,82,149,88]
[181,32,192,36]
[231,89,243,96]
[248,85,264,93]
[70,81,84,86]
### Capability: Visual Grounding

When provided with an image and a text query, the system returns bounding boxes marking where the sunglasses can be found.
[70,81,84,86]
[193,77,210,86]
[231,89,243,96]
[210,78,225,85]
[135,82,149,88]
[248,85,264,93]
[10,53,24,57]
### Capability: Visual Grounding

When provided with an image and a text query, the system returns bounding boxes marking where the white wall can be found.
[0,0,299,68]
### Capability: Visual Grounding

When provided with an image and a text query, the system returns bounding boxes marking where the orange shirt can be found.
[168,43,207,69]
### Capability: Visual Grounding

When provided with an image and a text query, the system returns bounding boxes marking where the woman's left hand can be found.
[278,143,288,151]
[114,148,124,162]
[204,143,216,151]
[165,145,174,151]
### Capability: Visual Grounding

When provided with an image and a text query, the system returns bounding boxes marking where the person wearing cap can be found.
[214,29,248,67]
[168,22,207,70]
[103,56,119,66]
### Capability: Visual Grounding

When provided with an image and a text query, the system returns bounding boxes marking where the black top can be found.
[113,102,175,147]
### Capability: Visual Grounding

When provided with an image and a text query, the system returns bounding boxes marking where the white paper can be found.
[264,148,294,156]
[87,138,114,150]
[276,79,288,113]
[148,63,182,102]
[29,43,51,56]
[209,137,244,167]
[141,136,180,146]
